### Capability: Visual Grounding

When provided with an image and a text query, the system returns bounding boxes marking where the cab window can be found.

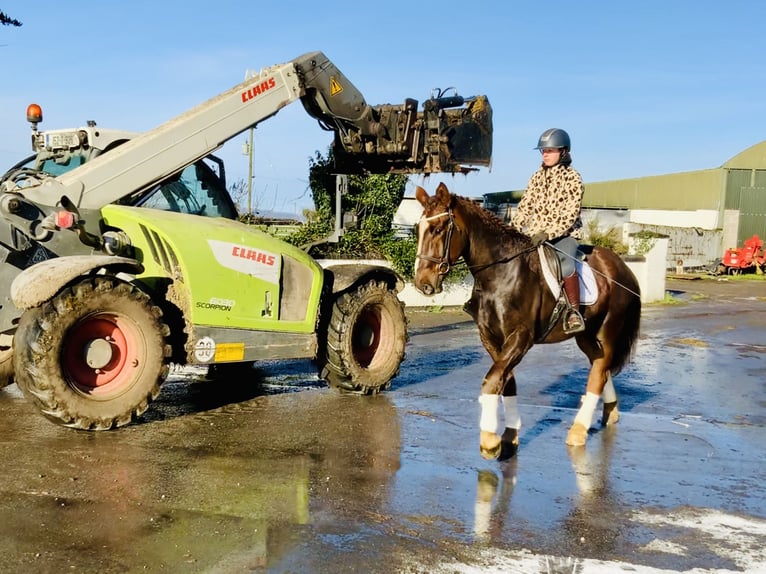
[137,161,237,219]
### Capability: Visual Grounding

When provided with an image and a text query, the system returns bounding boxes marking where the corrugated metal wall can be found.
[738,187,766,242]
[726,169,766,242]
[583,169,723,210]
[724,169,751,209]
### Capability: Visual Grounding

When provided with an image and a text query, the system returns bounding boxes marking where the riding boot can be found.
[562,272,585,334]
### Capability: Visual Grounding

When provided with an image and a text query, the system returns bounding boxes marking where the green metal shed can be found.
[583,141,766,244]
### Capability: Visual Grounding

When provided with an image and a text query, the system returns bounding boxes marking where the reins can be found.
[466,247,537,274]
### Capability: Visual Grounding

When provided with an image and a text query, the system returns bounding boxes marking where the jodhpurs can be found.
[551,235,579,278]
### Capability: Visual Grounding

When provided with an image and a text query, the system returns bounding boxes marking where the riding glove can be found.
[530,231,549,246]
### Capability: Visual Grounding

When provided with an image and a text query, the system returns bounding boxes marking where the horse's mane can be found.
[451,193,528,243]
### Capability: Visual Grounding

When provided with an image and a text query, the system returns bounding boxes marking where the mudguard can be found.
[10,255,144,310]
[320,262,404,294]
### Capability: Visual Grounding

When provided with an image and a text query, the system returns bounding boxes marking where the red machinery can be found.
[717,234,765,275]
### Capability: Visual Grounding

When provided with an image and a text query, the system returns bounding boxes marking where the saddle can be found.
[538,244,598,305]
[536,244,598,340]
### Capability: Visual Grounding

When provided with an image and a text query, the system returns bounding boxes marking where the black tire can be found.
[14,277,171,430]
[318,280,408,395]
[0,345,13,389]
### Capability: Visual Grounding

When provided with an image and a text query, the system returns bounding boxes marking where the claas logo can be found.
[241,77,277,103]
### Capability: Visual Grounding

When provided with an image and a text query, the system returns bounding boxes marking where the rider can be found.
[512,128,585,334]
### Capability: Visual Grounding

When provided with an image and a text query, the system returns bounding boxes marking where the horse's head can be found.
[413,182,466,295]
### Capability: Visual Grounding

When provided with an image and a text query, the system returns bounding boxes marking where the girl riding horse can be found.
[414,182,641,460]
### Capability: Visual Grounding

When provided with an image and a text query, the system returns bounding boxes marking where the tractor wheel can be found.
[318,280,407,395]
[0,342,13,389]
[13,277,171,430]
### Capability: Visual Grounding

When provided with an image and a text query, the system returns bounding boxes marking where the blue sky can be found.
[2,1,764,215]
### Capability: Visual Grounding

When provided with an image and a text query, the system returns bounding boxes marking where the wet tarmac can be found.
[0,276,764,573]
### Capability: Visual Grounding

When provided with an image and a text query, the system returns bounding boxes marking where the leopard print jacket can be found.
[511,163,584,240]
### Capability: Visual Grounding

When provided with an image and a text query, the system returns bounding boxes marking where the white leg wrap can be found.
[602,373,617,403]
[574,392,599,429]
[478,394,500,433]
[502,395,521,430]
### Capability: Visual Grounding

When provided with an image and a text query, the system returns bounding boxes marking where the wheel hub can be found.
[64,314,136,391]
[84,338,114,370]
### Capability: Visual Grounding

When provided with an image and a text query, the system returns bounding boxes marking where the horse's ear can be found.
[435,182,450,203]
[415,185,429,207]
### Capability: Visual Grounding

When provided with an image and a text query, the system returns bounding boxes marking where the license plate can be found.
[45,131,80,150]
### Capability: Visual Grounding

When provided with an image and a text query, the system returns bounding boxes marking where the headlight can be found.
[102,231,132,256]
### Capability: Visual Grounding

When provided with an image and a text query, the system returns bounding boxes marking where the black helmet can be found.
[535,128,571,151]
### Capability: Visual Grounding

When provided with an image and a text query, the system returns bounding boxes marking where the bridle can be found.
[416,209,459,275]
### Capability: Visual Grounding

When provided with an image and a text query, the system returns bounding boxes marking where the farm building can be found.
[482,140,766,270]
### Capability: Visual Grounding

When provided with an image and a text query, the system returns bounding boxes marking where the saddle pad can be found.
[538,246,598,306]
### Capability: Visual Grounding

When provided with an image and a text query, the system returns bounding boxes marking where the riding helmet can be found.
[535,128,571,151]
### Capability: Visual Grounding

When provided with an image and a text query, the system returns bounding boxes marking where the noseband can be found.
[416,209,458,275]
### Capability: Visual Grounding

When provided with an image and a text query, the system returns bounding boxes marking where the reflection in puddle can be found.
[0,391,402,572]
[473,460,517,541]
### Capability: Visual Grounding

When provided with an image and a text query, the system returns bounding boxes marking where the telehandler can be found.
[0,51,492,429]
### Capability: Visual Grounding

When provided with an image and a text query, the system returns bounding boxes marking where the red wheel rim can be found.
[62,313,140,394]
[353,306,383,368]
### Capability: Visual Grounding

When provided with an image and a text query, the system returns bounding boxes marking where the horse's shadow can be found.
[539,364,658,411]
[519,363,659,447]
[392,322,486,390]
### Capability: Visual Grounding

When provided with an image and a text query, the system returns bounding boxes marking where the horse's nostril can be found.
[423,284,434,295]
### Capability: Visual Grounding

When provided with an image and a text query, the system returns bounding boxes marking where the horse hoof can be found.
[480,431,502,460]
[602,401,620,426]
[498,428,520,461]
[566,422,588,447]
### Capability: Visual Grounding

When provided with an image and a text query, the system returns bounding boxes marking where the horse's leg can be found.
[566,334,615,446]
[478,391,503,458]
[601,372,620,426]
[478,335,531,459]
[585,327,620,426]
[500,376,521,459]
[479,386,522,460]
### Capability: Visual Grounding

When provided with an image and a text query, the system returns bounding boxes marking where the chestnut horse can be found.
[414,183,641,459]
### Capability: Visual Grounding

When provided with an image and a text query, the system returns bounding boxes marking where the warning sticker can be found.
[330,76,343,96]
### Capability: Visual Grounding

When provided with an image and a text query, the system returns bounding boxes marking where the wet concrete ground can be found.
[0,276,764,573]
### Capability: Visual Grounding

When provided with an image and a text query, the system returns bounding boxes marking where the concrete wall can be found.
[624,238,668,302]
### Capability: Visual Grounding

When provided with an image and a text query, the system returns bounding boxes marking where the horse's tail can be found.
[610,276,642,376]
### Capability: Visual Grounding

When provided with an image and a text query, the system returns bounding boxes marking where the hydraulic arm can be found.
[21,52,492,210]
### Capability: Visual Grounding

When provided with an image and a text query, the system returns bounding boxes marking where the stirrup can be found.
[563,309,585,334]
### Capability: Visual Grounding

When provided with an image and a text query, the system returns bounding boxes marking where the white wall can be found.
[630,209,720,229]
[624,238,669,303]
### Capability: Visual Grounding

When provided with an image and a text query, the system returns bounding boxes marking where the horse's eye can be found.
[433,226,443,236]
